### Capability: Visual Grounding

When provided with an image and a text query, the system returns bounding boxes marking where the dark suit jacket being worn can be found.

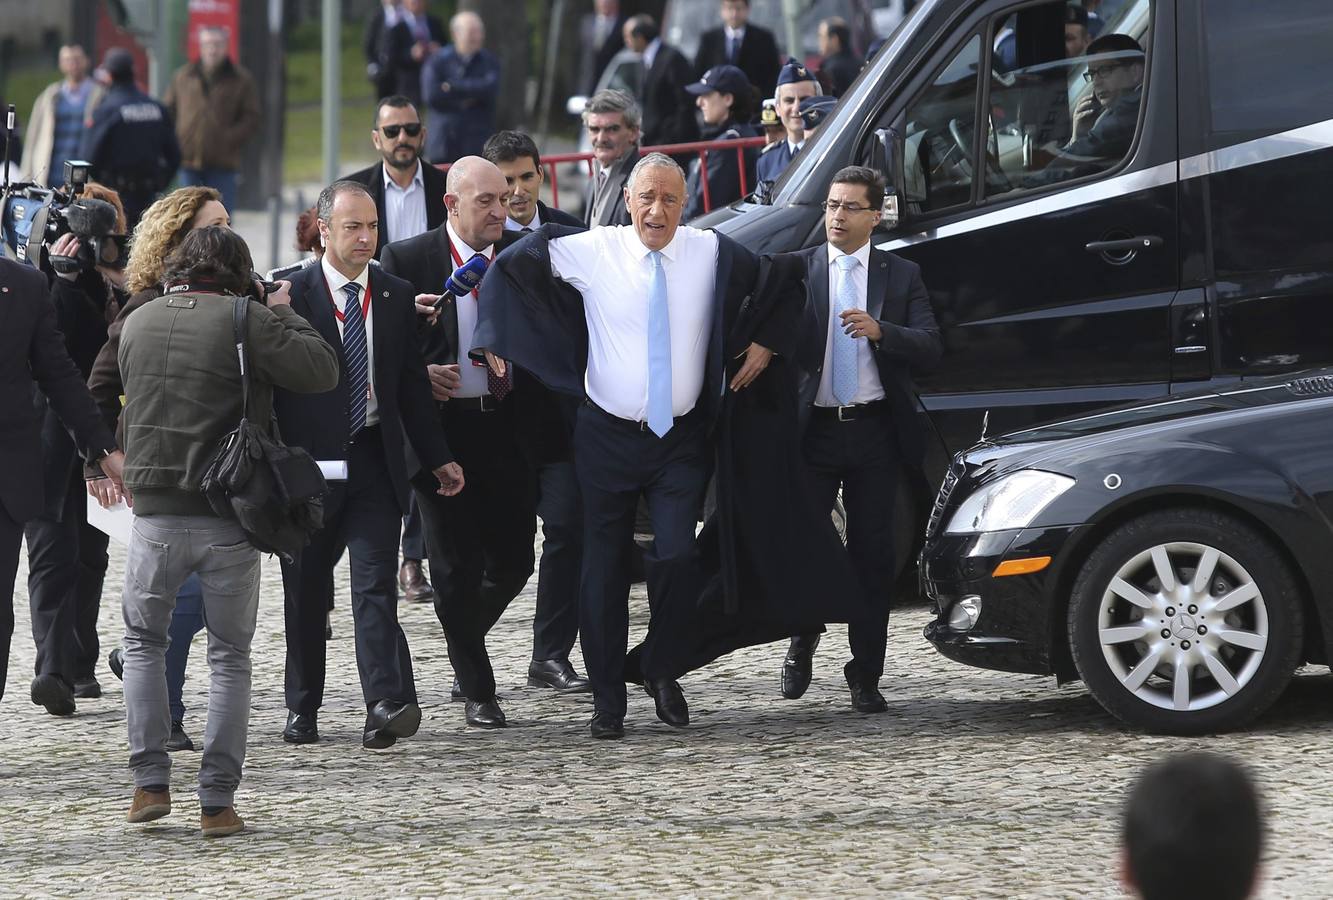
[641,43,700,148]
[0,258,115,525]
[535,199,583,229]
[272,260,452,513]
[582,147,637,228]
[363,7,401,98]
[579,13,627,96]
[793,243,942,470]
[693,24,782,97]
[342,159,448,258]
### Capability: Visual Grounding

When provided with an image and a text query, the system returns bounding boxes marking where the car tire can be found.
[1068,508,1302,735]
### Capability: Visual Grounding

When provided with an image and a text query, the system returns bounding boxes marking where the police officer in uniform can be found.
[682,65,759,220]
[79,49,181,230]
[754,59,820,198]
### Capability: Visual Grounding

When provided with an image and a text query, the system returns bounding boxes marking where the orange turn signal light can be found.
[992,556,1052,578]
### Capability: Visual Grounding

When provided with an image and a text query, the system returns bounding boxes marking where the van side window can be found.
[1202,0,1333,148]
[985,0,1153,197]
[900,34,983,214]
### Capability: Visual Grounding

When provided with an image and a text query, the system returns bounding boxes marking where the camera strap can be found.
[231,296,251,422]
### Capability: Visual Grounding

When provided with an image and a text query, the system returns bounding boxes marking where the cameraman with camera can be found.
[115,225,337,837]
[22,182,129,717]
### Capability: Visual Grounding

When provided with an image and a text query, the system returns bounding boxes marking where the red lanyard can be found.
[331,274,372,322]
[448,242,493,296]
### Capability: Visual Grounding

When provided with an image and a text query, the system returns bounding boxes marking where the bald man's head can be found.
[445,156,509,250]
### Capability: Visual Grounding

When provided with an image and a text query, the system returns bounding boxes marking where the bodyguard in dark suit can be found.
[393,0,446,103]
[623,16,699,148]
[381,157,565,727]
[780,167,942,712]
[363,0,406,99]
[274,181,463,750]
[342,96,447,259]
[579,0,627,96]
[580,90,641,228]
[693,0,781,97]
[0,257,123,710]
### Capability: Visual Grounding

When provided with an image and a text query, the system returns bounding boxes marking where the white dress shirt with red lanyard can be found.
[445,220,494,400]
[320,253,379,426]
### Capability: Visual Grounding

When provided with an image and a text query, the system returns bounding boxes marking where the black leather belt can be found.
[811,399,887,422]
[448,394,503,413]
[583,398,695,432]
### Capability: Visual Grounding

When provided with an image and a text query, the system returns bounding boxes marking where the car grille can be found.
[1286,374,1333,397]
[926,461,963,538]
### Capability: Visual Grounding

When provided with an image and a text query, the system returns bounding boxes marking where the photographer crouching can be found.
[115,226,338,837]
[23,182,129,717]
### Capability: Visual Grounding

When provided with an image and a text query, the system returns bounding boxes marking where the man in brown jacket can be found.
[163,27,260,214]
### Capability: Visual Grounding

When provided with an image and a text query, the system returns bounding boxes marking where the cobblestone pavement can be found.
[4,542,1333,898]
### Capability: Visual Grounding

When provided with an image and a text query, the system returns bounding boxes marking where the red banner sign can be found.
[186,0,241,62]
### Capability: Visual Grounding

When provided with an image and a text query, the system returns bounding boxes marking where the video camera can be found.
[1,104,129,274]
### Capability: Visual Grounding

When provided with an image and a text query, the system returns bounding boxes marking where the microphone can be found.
[436,254,489,311]
[64,198,119,238]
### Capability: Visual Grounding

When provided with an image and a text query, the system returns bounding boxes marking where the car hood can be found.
[960,368,1333,476]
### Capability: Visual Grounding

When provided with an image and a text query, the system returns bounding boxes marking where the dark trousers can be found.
[24,466,110,684]
[401,495,426,561]
[802,406,900,683]
[280,428,416,714]
[575,401,709,718]
[531,459,582,662]
[1,505,24,702]
[413,403,536,702]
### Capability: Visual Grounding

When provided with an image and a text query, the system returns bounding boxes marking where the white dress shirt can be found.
[724,26,746,58]
[815,240,885,407]
[321,254,380,425]
[643,38,662,71]
[504,205,542,232]
[550,224,718,422]
[446,221,495,398]
[382,161,428,244]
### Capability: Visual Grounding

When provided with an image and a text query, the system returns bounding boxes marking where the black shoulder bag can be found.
[199,296,328,562]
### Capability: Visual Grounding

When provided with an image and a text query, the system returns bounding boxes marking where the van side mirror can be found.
[871,126,905,225]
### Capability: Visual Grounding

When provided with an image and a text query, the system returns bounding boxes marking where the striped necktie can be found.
[342,282,369,437]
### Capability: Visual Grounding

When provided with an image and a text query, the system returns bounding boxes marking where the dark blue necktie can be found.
[342,282,368,437]
[728,34,740,64]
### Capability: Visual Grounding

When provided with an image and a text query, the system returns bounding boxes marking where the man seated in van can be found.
[1027,33,1144,185]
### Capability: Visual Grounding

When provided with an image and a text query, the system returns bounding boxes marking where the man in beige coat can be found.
[20,45,104,188]
[163,27,260,213]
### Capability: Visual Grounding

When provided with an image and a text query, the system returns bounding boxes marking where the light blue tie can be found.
[646,250,673,437]
[342,282,369,438]
[832,254,860,406]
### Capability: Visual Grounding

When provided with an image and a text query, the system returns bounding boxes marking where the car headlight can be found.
[944,470,1075,534]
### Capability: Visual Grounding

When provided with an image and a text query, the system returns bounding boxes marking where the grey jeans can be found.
[122,515,260,807]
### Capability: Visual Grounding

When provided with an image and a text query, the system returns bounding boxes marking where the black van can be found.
[699,0,1333,489]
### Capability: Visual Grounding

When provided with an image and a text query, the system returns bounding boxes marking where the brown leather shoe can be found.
[398,559,434,603]
[127,787,172,823]
[201,806,245,837]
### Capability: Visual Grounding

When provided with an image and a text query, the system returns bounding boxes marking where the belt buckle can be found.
[837,405,854,422]
[479,394,497,413]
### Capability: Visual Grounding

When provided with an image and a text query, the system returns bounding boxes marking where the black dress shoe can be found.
[464,698,507,728]
[644,677,689,727]
[363,700,423,749]
[847,678,889,714]
[167,720,196,752]
[589,712,624,739]
[108,649,124,681]
[781,633,821,700]
[282,711,319,744]
[31,674,76,717]
[528,658,591,693]
[450,677,465,702]
[73,677,102,699]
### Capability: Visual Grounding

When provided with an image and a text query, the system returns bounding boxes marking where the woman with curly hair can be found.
[87,185,232,754]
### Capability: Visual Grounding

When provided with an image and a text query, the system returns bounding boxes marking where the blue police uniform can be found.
[78,84,180,229]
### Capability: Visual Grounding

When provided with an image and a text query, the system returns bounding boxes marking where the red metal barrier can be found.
[434,135,769,216]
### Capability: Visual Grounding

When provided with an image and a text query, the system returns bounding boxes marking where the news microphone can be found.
[65,198,119,237]
[436,254,489,311]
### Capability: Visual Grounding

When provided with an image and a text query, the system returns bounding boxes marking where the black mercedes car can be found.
[920,370,1333,734]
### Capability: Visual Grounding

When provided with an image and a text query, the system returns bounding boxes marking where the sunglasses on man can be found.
[379,123,423,139]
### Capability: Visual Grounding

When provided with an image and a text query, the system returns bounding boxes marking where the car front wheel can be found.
[1068,508,1303,735]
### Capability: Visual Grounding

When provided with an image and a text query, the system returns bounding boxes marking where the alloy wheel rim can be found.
[1097,541,1269,712]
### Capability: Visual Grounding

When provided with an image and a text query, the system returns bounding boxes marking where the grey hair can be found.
[774,77,823,104]
[582,88,642,132]
[316,180,374,223]
[627,152,685,192]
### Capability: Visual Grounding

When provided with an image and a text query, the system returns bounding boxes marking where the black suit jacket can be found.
[694,25,781,97]
[391,14,446,101]
[343,160,448,258]
[579,13,627,95]
[582,147,637,227]
[272,261,451,512]
[0,259,115,524]
[794,243,942,469]
[641,44,700,147]
[535,199,582,229]
[363,8,401,97]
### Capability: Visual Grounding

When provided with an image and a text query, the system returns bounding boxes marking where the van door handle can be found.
[1085,235,1163,253]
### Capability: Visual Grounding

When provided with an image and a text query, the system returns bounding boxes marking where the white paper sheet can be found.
[86,496,134,545]
[317,460,349,481]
